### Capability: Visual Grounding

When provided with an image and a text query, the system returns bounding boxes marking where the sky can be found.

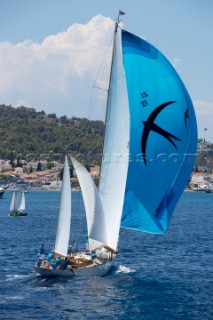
[0,0,212,142]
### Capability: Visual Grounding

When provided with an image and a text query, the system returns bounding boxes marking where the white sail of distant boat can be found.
[10,189,18,212]
[35,12,197,278]
[18,189,26,213]
[54,155,71,257]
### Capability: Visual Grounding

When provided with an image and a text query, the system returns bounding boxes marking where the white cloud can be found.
[0,15,114,119]
[193,100,213,116]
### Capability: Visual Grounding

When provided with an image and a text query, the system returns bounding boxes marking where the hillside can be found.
[196,139,213,172]
[0,104,104,164]
[0,104,212,172]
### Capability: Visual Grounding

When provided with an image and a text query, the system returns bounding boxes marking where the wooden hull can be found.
[34,261,112,278]
[34,266,75,278]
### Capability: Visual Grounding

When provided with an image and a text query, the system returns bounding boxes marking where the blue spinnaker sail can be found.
[121,30,197,233]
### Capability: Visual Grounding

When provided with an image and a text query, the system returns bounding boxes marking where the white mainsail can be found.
[54,156,71,256]
[71,156,107,252]
[98,27,130,251]
[18,189,25,212]
[10,190,17,212]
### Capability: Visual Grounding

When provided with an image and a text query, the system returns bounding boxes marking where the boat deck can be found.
[35,250,115,277]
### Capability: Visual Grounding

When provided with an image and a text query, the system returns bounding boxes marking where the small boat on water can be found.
[205,190,212,193]
[35,11,197,278]
[9,188,27,216]
[0,184,12,199]
[0,187,5,199]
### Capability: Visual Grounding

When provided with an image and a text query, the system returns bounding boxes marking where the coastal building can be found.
[190,172,213,191]
[0,160,12,172]
[90,166,100,178]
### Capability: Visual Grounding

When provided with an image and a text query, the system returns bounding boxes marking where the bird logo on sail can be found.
[141,101,181,165]
[184,108,189,127]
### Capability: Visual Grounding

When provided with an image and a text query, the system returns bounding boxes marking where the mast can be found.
[117,10,125,24]
[99,14,122,187]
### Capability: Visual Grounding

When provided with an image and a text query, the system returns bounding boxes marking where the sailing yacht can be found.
[34,12,197,277]
[35,156,114,277]
[9,188,27,216]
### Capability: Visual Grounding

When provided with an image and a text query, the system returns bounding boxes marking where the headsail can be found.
[71,156,106,251]
[10,190,17,212]
[98,27,130,251]
[120,29,197,233]
[18,189,25,212]
[54,156,71,256]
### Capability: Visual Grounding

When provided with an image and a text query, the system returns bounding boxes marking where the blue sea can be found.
[0,190,212,320]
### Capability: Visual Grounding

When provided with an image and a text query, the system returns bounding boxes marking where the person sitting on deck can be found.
[47,252,53,262]
[49,256,61,269]
[50,261,57,269]
[36,257,42,268]
[55,256,62,269]
[61,257,69,270]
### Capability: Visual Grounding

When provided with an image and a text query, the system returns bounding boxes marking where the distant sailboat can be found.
[9,188,27,216]
[34,12,197,277]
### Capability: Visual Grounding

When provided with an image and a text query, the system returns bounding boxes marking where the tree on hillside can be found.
[36,161,42,171]
[48,113,57,119]
[59,167,73,180]
[194,165,199,172]
[17,155,22,167]
[9,152,15,168]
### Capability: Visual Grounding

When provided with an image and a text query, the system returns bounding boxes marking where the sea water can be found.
[0,190,212,320]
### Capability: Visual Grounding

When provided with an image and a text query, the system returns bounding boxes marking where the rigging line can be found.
[92,33,114,87]
[88,33,114,119]
[93,85,108,92]
[88,86,105,121]
[90,88,108,122]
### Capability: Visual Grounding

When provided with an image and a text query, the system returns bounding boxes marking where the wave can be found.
[116,265,136,274]
[5,274,31,281]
